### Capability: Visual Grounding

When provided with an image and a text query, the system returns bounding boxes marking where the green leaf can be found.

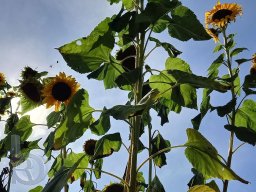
[207,54,224,77]
[58,18,114,73]
[93,159,103,179]
[188,185,218,192]
[136,172,147,191]
[90,108,110,136]
[92,133,122,160]
[168,5,210,41]
[165,57,192,73]
[20,95,41,115]
[213,44,223,53]
[122,0,134,10]
[235,58,252,65]
[0,97,11,114]
[149,37,182,57]
[243,74,256,89]
[12,115,33,141]
[225,125,256,146]
[48,152,88,183]
[54,89,94,149]
[115,68,141,87]
[29,186,43,192]
[191,89,212,130]
[235,99,256,131]
[230,48,248,57]
[151,133,171,168]
[83,181,95,191]
[185,128,248,183]
[87,60,126,89]
[43,131,55,161]
[147,176,165,192]
[211,98,236,117]
[47,111,62,128]
[110,11,135,32]
[105,104,147,120]
[187,168,205,188]
[168,70,230,93]
[42,155,86,192]
[152,15,170,33]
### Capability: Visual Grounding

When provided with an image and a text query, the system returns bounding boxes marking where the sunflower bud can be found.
[103,183,124,192]
[83,139,97,156]
[21,67,38,80]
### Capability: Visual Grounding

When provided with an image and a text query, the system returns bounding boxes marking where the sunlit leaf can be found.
[29,186,43,192]
[12,115,33,141]
[207,54,224,78]
[53,89,94,149]
[168,5,210,41]
[92,133,122,160]
[42,155,86,192]
[185,129,248,183]
[47,111,62,128]
[58,18,114,73]
[90,108,110,136]
[94,159,103,179]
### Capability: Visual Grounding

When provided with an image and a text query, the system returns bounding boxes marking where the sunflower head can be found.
[83,139,97,156]
[0,72,6,86]
[205,2,242,28]
[103,183,124,192]
[42,72,80,111]
[21,67,38,80]
[116,45,136,71]
[205,28,220,43]
[20,80,43,103]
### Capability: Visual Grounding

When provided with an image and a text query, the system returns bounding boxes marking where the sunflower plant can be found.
[1,1,256,192]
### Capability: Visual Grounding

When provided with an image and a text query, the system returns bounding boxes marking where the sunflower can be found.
[42,72,79,111]
[0,73,6,86]
[205,2,242,28]
[20,80,42,103]
[103,183,124,192]
[21,66,38,80]
[83,139,97,156]
[205,28,219,43]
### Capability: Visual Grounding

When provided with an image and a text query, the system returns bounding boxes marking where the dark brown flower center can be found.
[105,184,124,192]
[83,139,97,156]
[51,82,71,101]
[212,9,233,21]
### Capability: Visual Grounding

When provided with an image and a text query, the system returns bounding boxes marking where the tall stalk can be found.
[222,29,236,192]
[63,147,68,192]
[128,0,145,191]
[147,114,153,187]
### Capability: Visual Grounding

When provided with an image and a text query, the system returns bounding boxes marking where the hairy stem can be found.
[222,29,236,192]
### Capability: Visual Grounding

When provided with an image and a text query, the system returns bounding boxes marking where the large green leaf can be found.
[29,186,43,192]
[58,18,114,73]
[47,111,62,128]
[185,129,248,183]
[12,115,33,141]
[53,89,94,149]
[48,152,88,183]
[235,99,256,131]
[211,98,236,117]
[168,5,210,41]
[188,184,219,192]
[42,155,86,192]
[207,54,224,78]
[168,70,230,93]
[87,60,126,89]
[92,133,122,160]
[151,133,171,167]
[122,0,134,10]
[90,108,111,136]
[225,125,256,146]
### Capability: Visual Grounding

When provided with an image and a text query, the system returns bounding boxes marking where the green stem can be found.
[128,1,145,191]
[147,112,153,187]
[222,29,236,192]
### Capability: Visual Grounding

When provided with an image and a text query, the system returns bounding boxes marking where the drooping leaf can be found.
[58,18,114,73]
[47,111,62,128]
[185,128,248,183]
[53,89,94,149]
[187,168,204,188]
[235,99,256,131]
[12,115,33,141]
[20,95,41,115]
[225,125,256,146]
[151,15,170,33]
[110,10,135,32]
[149,37,182,57]
[168,5,210,41]
[83,181,95,191]
[168,70,230,93]
[42,155,86,192]
[90,108,111,136]
[235,58,252,65]
[147,176,165,192]
[92,133,122,160]
[211,98,236,117]
[151,133,171,168]
[191,89,212,130]
[137,172,147,191]
[94,159,103,179]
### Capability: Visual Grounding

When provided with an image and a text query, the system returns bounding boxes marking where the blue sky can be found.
[0,0,256,191]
